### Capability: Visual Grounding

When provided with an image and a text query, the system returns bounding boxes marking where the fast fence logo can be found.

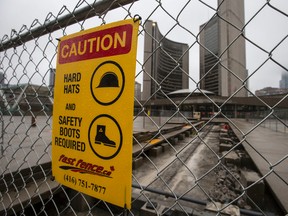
[58,154,114,178]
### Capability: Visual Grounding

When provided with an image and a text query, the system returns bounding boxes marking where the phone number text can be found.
[64,174,106,194]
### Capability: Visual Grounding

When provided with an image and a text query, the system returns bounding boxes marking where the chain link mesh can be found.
[1,0,288,215]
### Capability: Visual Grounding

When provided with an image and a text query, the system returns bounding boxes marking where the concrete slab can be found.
[219,143,233,152]
[205,202,240,216]
[178,133,185,140]
[0,177,59,215]
[170,206,194,216]
[219,132,229,138]
[0,116,52,174]
[219,137,233,144]
[220,128,228,133]
[69,190,96,212]
[132,121,203,156]
[169,137,178,145]
[133,157,143,169]
[230,119,288,213]
[161,143,169,152]
[240,170,265,207]
[140,202,165,216]
[238,152,254,169]
[222,151,241,166]
[150,146,162,157]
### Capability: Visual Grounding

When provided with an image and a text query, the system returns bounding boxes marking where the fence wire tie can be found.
[133,14,142,23]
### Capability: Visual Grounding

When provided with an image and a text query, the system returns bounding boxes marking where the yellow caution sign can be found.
[52,18,139,209]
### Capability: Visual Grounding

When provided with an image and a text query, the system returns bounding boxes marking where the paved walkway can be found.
[0,116,52,175]
[230,119,288,213]
[0,116,189,174]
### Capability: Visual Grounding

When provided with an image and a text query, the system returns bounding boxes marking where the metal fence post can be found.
[0,114,3,156]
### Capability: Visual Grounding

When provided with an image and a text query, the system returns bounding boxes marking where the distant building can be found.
[280,72,288,89]
[0,84,53,114]
[134,81,141,100]
[0,72,5,86]
[199,0,248,97]
[255,87,288,96]
[49,68,56,88]
[142,20,189,100]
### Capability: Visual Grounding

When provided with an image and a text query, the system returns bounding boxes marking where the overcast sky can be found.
[0,0,288,94]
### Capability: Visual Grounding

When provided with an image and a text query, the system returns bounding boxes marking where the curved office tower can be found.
[200,0,248,97]
[142,20,189,100]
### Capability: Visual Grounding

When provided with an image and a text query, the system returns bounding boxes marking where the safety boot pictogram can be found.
[95,125,116,147]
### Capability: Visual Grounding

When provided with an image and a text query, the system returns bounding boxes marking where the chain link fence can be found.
[1,0,288,215]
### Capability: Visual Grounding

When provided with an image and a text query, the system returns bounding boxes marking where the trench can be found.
[132,123,284,215]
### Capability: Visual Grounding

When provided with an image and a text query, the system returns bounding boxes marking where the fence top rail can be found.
[0,0,138,52]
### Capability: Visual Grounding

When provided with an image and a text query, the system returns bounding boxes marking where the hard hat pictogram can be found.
[97,72,119,88]
[90,61,125,106]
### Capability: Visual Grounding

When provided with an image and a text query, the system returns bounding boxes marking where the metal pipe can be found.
[0,114,3,156]
[132,183,263,216]
[0,0,138,51]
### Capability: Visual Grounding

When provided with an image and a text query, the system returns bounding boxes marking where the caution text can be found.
[58,24,133,64]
